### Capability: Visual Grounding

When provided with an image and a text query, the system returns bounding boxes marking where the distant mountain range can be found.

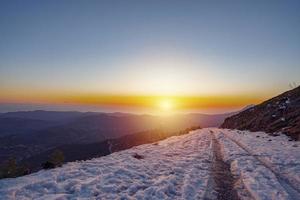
[0,109,246,172]
[221,86,300,140]
[0,110,239,139]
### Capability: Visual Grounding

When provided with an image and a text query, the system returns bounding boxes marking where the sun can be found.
[159,99,173,111]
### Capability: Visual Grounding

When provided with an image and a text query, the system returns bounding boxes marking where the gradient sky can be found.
[0,0,299,113]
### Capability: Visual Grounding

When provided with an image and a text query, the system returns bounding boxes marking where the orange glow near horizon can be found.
[0,89,266,114]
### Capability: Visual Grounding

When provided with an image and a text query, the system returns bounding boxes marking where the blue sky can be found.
[0,0,299,112]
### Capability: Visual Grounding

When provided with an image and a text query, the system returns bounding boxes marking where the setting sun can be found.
[158,99,174,112]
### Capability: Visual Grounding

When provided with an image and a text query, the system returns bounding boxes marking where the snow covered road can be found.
[0,128,299,200]
[214,129,300,200]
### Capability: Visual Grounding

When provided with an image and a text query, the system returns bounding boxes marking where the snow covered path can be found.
[0,128,300,200]
[0,130,214,200]
[213,128,300,200]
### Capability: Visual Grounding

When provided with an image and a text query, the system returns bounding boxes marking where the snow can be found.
[0,130,214,200]
[0,128,299,200]
[214,129,300,200]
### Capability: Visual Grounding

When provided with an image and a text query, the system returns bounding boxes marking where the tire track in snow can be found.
[177,131,214,199]
[221,130,300,199]
[204,132,240,200]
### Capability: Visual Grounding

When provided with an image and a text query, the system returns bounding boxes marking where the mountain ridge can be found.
[221,86,300,140]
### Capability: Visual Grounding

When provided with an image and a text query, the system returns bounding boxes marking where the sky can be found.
[0,0,299,114]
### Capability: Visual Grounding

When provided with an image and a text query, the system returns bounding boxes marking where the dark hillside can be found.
[221,86,300,140]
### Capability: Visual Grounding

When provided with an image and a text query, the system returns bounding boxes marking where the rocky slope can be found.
[221,86,300,140]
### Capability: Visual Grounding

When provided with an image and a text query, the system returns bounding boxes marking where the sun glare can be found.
[159,99,173,112]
